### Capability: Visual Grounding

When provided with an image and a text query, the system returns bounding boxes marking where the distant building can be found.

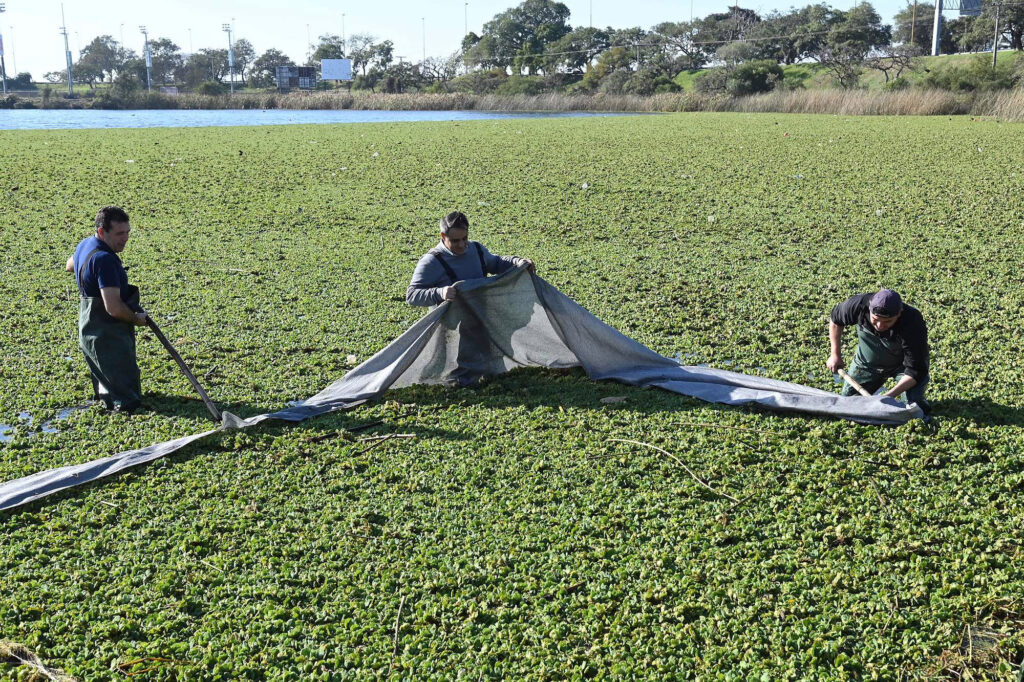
[959,0,981,15]
[275,66,317,91]
[159,86,179,96]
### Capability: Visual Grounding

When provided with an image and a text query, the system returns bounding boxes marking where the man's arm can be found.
[479,244,528,276]
[826,320,845,372]
[100,287,148,326]
[406,255,451,306]
[884,374,917,399]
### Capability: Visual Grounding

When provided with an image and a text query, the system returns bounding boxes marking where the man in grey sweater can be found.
[406,211,535,385]
[406,211,534,307]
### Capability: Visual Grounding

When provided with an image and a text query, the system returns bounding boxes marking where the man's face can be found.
[441,227,469,256]
[870,311,900,332]
[98,221,131,253]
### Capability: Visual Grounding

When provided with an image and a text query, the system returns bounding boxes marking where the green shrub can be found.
[917,54,1023,92]
[694,68,729,94]
[727,60,784,96]
[196,81,228,96]
[884,76,912,91]
[495,76,544,96]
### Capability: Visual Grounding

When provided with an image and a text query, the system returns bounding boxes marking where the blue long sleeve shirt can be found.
[406,241,522,306]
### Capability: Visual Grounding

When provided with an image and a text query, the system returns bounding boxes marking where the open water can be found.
[0,109,643,131]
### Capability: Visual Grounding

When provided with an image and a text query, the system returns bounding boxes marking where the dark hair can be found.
[439,211,469,234]
[95,206,130,232]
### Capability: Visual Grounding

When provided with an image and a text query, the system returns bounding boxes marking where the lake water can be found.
[0,109,643,131]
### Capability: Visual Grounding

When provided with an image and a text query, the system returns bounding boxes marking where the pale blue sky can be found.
[1,0,912,80]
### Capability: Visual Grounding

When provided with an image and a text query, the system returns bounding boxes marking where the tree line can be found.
[25,0,1024,96]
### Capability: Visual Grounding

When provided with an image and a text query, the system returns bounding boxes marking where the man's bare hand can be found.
[441,286,457,301]
[826,354,845,373]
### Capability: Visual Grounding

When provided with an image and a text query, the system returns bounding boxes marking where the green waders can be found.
[841,325,907,397]
[77,255,143,411]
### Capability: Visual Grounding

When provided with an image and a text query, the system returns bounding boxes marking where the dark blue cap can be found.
[869,289,903,317]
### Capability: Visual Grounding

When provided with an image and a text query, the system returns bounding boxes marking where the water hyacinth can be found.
[1,113,1023,679]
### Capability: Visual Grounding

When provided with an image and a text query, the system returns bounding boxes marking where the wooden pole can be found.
[838,369,873,398]
[145,316,222,422]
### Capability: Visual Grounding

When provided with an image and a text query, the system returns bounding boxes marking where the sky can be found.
[0,0,916,80]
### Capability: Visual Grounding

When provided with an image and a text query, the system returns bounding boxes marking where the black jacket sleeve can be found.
[829,294,871,327]
[898,310,930,381]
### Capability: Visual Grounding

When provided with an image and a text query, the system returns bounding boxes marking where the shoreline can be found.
[3,89,1022,121]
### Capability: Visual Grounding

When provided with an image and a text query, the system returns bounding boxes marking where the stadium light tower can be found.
[60,4,73,96]
[222,23,234,94]
[139,26,151,90]
[0,3,7,95]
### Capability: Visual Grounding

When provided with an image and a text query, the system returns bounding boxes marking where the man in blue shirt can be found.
[65,206,148,412]
[406,211,535,385]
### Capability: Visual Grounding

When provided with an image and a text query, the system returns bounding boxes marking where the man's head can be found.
[439,211,469,256]
[869,289,903,332]
[95,206,131,253]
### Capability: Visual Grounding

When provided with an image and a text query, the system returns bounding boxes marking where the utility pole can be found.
[0,4,7,95]
[930,0,942,55]
[341,13,346,56]
[464,3,468,37]
[7,22,15,76]
[910,0,918,46]
[140,25,151,91]
[60,4,73,96]
[223,23,234,94]
[421,17,426,64]
[992,1,1001,68]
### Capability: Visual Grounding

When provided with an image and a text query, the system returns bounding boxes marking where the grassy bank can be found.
[5,87,1023,121]
[2,114,1023,679]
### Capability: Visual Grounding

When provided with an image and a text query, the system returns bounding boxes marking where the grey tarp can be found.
[0,266,921,511]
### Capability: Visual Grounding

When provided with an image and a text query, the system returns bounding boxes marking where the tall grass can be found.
[7,87,1023,120]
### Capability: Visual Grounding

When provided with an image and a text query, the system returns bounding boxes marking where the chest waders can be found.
[77,249,143,410]
[840,325,906,397]
[431,243,490,386]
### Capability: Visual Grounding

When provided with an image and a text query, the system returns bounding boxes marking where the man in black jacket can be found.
[826,289,930,411]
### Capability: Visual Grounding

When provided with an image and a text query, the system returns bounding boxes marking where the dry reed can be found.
[8,87,1023,120]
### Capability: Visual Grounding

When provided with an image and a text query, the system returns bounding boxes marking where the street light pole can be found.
[342,13,346,56]
[7,23,15,76]
[60,4,73,96]
[139,26,151,91]
[421,16,425,63]
[464,2,468,37]
[0,4,7,95]
[992,1,1001,68]
[222,23,234,94]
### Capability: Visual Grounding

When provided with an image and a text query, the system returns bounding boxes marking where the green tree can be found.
[147,38,183,85]
[894,2,939,51]
[250,49,293,88]
[232,39,256,85]
[548,26,610,73]
[76,35,121,83]
[470,0,571,72]
[649,22,707,71]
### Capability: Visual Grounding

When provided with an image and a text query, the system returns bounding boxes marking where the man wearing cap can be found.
[406,211,535,386]
[64,206,148,413]
[826,289,930,410]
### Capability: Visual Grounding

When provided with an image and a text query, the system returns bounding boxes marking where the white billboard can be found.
[321,58,353,81]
